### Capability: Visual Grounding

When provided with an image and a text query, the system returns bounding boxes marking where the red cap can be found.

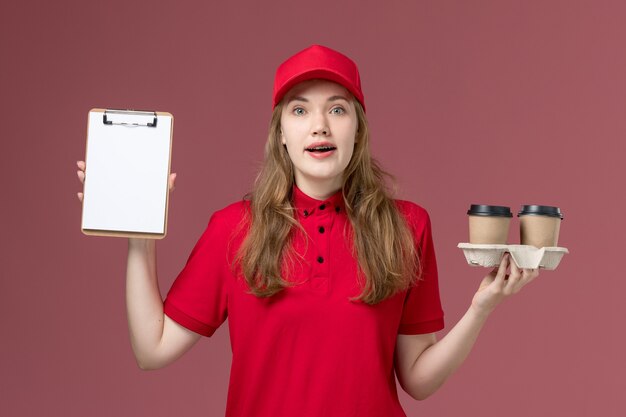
[272,45,366,112]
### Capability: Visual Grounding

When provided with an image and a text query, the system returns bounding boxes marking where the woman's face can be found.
[280,79,358,197]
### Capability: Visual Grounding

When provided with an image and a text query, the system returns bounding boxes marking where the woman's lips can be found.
[305,142,337,159]
[306,149,336,159]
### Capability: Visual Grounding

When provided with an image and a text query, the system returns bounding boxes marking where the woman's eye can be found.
[293,107,305,115]
[331,107,345,115]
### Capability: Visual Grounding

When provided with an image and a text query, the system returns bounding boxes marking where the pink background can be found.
[2,1,624,416]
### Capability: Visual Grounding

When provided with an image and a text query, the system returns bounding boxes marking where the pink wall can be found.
[2,1,624,416]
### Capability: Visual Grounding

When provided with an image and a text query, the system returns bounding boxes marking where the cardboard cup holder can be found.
[457,243,569,270]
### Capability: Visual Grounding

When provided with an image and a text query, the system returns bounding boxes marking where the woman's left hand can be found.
[471,253,540,316]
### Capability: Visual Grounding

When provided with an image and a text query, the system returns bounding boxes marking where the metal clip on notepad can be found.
[103,109,158,127]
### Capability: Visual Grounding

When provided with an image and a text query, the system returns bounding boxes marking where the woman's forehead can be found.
[284,79,353,101]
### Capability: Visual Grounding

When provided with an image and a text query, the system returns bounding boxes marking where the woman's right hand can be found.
[75,160,177,202]
[76,161,198,368]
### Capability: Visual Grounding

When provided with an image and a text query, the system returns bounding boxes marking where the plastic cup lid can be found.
[517,205,563,219]
[467,204,513,217]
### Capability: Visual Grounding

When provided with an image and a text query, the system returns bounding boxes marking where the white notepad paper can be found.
[81,109,173,238]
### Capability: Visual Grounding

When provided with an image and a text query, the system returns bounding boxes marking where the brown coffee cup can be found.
[467,205,513,244]
[518,205,563,248]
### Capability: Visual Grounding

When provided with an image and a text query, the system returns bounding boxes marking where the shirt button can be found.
[303,210,309,217]
[319,204,326,210]
[335,206,340,213]
[318,226,325,234]
[317,256,324,264]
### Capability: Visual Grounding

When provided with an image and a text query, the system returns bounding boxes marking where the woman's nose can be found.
[311,113,329,136]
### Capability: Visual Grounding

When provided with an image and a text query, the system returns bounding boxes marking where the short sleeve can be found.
[164,207,240,337]
[397,202,445,334]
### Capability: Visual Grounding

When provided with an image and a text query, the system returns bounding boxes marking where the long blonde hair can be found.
[235,100,421,304]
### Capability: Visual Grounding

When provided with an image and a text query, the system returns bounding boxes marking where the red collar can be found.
[292,185,345,218]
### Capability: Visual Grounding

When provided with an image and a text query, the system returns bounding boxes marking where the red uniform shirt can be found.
[164,186,444,417]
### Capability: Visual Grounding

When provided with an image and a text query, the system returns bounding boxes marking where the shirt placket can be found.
[310,202,331,293]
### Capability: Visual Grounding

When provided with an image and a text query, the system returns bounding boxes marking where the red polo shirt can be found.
[164,186,444,417]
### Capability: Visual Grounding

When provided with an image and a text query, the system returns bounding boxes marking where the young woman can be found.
[76,45,539,417]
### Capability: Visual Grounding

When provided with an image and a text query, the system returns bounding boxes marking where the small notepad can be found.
[81,109,173,238]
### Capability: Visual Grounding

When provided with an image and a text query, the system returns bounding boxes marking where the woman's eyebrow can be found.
[327,95,349,102]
